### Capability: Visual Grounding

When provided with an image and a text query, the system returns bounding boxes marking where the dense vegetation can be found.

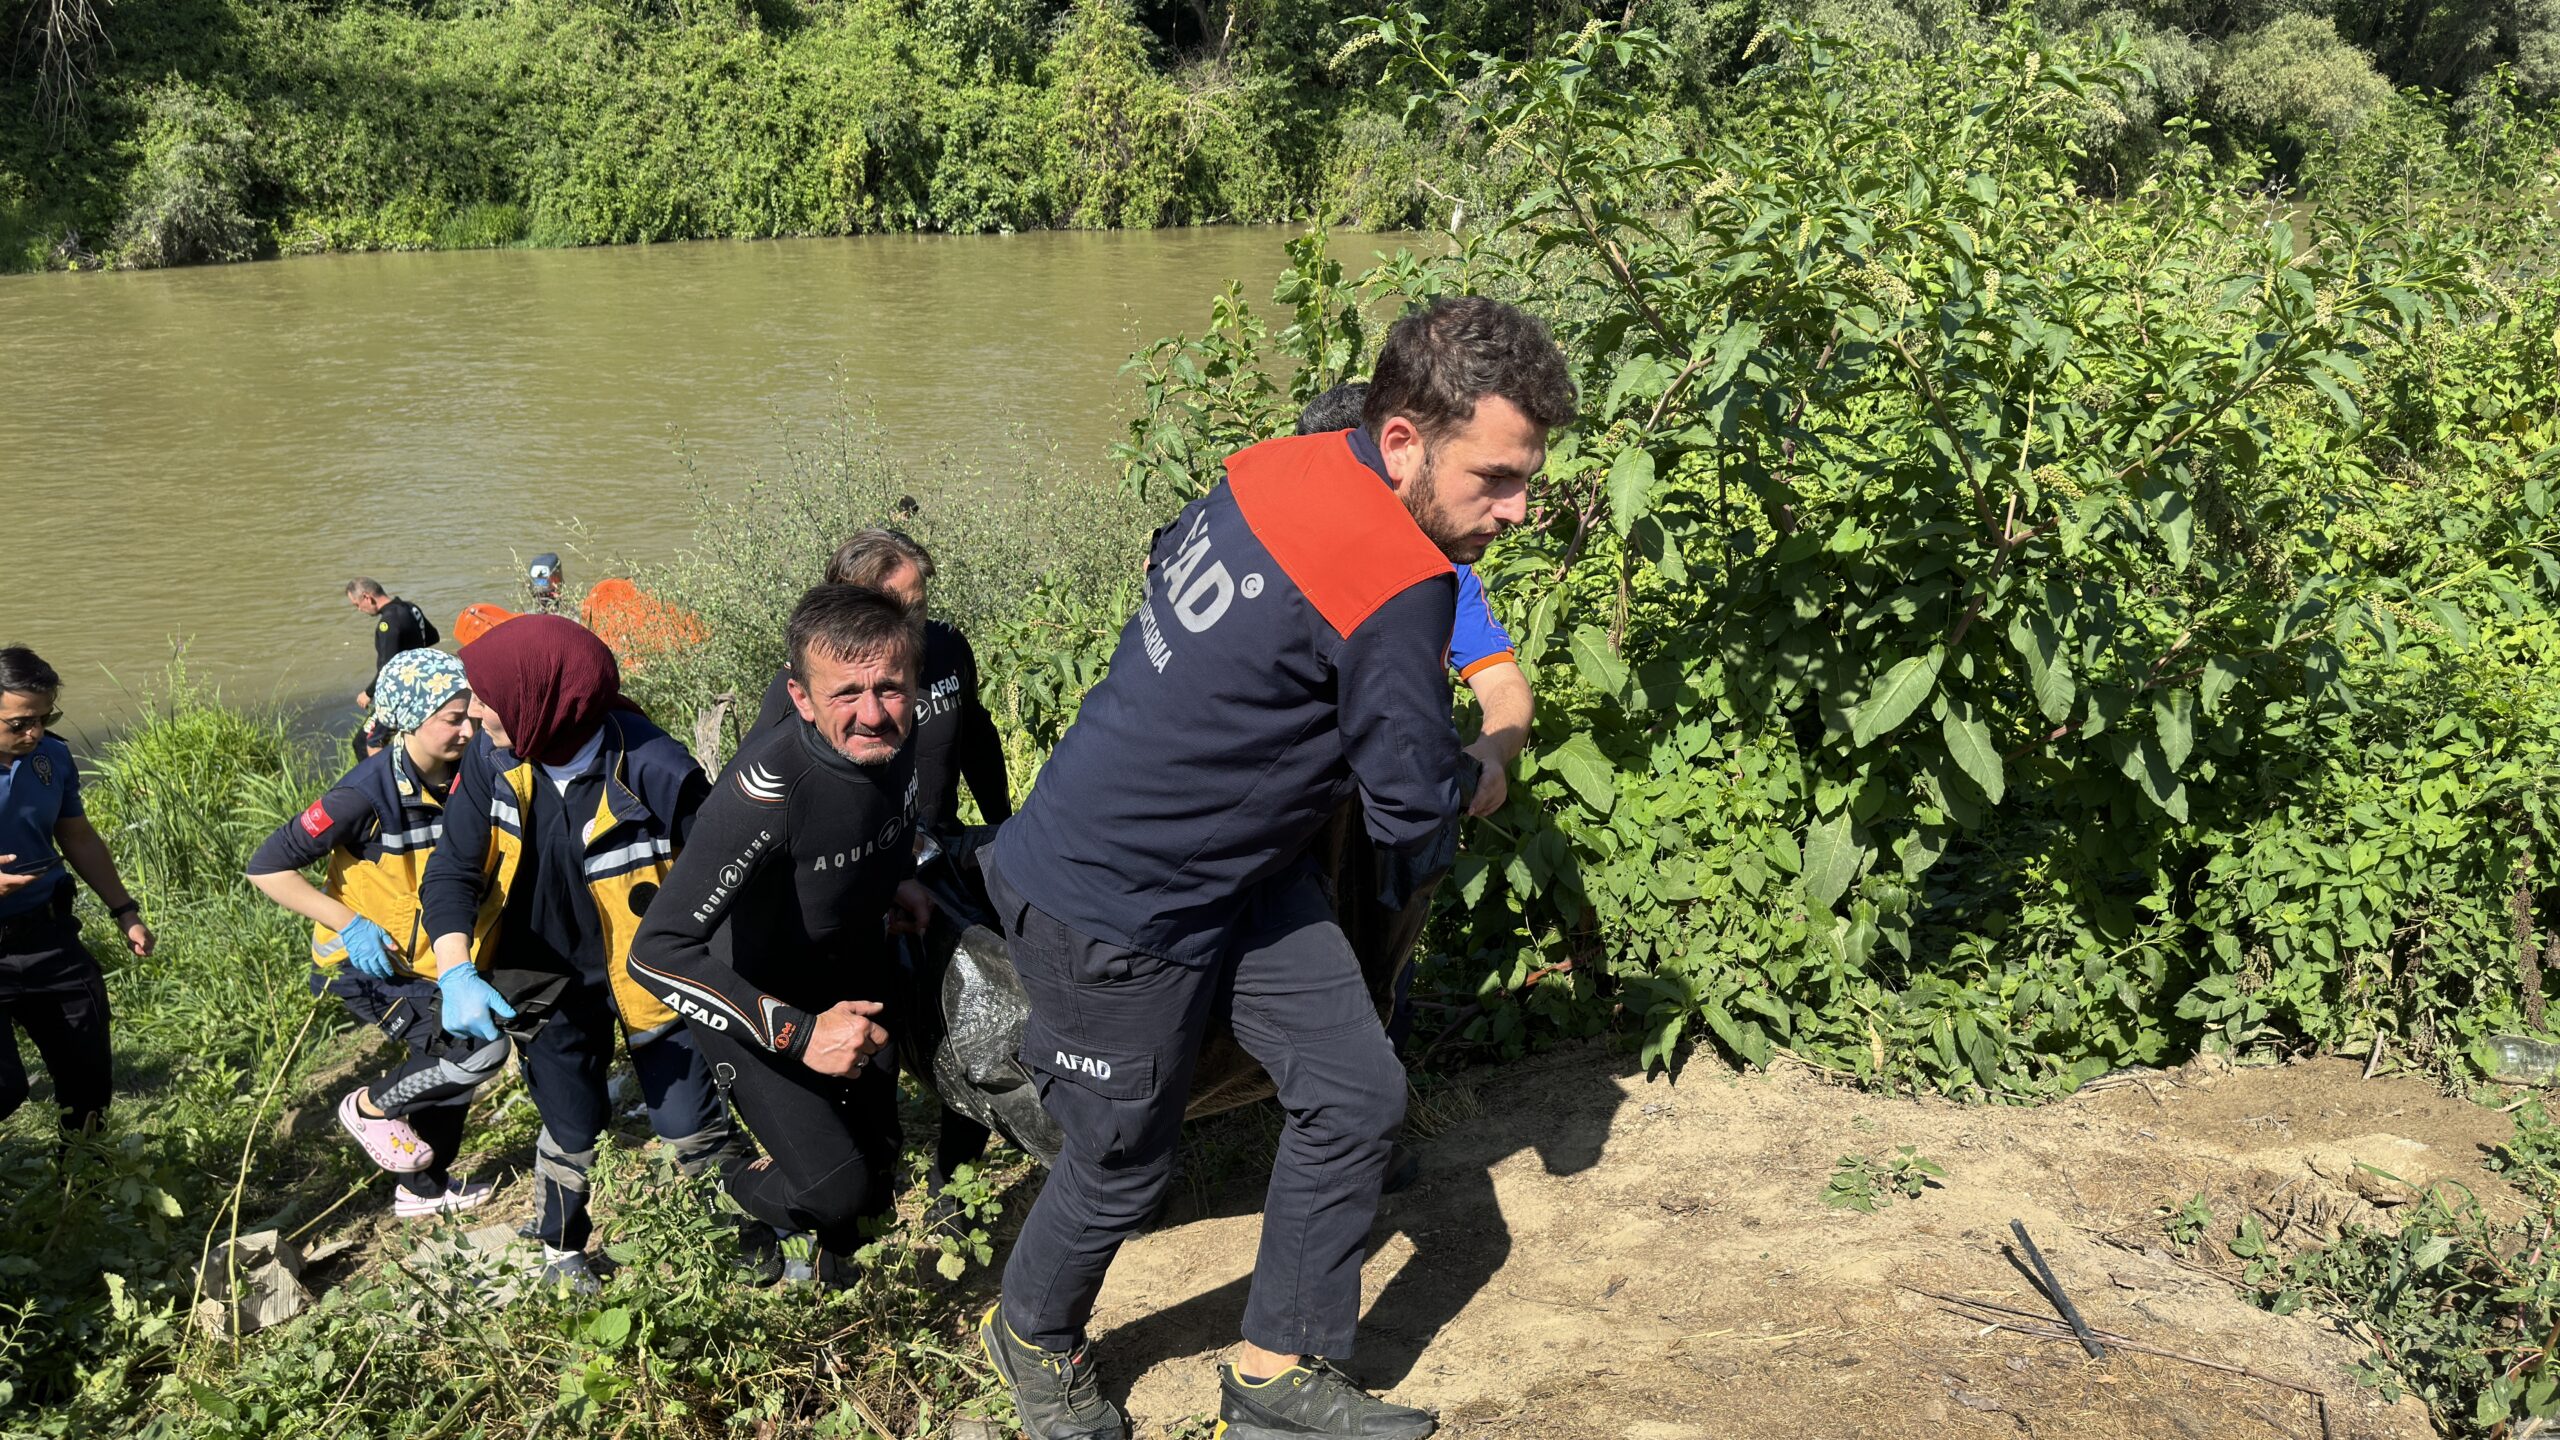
[1102,10,2560,1112]
[13,0,2560,1433]
[9,0,2560,270]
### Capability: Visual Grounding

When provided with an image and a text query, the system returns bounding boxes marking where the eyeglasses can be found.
[0,711,61,736]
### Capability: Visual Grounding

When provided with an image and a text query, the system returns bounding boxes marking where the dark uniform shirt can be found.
[750,619,1010,833]
[0,737,80,922]
[990,430,1461,966]
[629,717,917,1062]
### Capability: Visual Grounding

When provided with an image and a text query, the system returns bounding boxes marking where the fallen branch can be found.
[1904,1284,2335,1440]
[1966,1317,2333,1440]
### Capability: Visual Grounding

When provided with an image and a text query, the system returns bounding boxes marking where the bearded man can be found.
[976,297,1578,1440]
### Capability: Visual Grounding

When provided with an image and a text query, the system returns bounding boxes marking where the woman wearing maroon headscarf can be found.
[412,616,769,1292]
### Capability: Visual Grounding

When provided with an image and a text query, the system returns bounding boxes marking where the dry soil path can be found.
[1081,1050,2514,1440]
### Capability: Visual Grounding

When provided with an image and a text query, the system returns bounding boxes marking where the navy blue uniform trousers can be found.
[987,853,1405,1360]
[514,983,731,1252]
[0,894,112,1134]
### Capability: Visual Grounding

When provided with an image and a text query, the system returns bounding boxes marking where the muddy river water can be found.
[1,226,1401,735]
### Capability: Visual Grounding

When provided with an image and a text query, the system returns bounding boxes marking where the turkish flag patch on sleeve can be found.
[297,800,334,840]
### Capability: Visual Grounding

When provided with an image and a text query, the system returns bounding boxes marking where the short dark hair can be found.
[0,647,61,700]
[1296,381,1370,436]
[1363,296,1577,443]
[786,584,924,683]
[345,577,386,599]
[824,528,935,591]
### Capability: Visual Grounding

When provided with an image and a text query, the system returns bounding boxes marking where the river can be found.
[1,227,1403,738]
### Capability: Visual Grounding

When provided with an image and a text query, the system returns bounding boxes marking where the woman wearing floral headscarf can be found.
[247,648,504,1218]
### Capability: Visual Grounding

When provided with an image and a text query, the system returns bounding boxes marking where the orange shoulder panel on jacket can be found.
[1225,432,1453,638]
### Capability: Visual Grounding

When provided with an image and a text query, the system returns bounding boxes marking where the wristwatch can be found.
[108,900,142,923]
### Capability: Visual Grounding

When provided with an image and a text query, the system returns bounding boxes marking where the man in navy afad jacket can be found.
[979,297,1576,1440]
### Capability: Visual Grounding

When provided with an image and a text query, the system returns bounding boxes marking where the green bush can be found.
[1120,10,2560,1099]
[622,413,1152,772]
[108,81,258,269]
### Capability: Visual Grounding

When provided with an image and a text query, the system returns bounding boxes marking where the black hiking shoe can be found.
[1216,1359,1436,1440]
[976,1302,1127,1440]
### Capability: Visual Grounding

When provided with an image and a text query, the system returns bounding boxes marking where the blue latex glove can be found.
[338,917,398,980]
[438,967,517,1044]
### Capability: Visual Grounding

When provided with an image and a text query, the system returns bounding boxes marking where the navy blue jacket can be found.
[991,430,1462,964]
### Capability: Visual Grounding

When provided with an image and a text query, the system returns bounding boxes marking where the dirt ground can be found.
[1081,1049,2526,1440]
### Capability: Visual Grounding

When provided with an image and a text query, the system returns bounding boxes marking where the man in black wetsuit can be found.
[749,528,1010,831]
[748,528,1009,1228]
[347,578,438,760]
[631,584,936,1283]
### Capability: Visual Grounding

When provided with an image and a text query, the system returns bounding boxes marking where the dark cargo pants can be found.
[986,854,1406,1360]
[0,893,113,1135]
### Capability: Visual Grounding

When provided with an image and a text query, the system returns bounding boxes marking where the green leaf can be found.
[1802,810,1864,910]
[1633,515,1688,583]
[190,1383,240,1422]
[2153,689,2196,772]
[2118,737,2190,822]
[2009,611,2074,723]
[588,1307,633,1346]
[1545,734,1617,814]
[1703,320,1762,393]
[2305,369,2361,426]
[1942,708,2004,805]
[1851,651,1943,747]
[2200,656,2245,716]
[1607,448,1656,537]
[1568,625,1628,701]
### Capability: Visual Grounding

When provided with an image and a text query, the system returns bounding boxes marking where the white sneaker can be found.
[393,1176,495,1219]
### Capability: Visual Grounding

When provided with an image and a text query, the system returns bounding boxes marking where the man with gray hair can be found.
[633,584,936,1284]
[346,578,438,759]
[751,527,1013,1233]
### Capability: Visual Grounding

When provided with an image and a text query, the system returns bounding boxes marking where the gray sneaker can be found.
[976,1302,1127,1440]
[1216,1359,1435,1439]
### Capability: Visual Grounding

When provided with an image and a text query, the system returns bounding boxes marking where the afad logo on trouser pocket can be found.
[1053,1051,1114,1081]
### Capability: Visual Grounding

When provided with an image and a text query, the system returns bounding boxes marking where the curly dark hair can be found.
[1362,296,1578,443]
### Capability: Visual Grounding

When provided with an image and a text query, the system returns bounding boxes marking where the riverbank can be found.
[0,0,1509,274]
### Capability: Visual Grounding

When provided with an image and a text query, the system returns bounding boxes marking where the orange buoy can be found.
[580,578,707,670]
[453,603,520,648]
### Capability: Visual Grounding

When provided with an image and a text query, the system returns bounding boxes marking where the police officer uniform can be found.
[0,735,116,1131]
